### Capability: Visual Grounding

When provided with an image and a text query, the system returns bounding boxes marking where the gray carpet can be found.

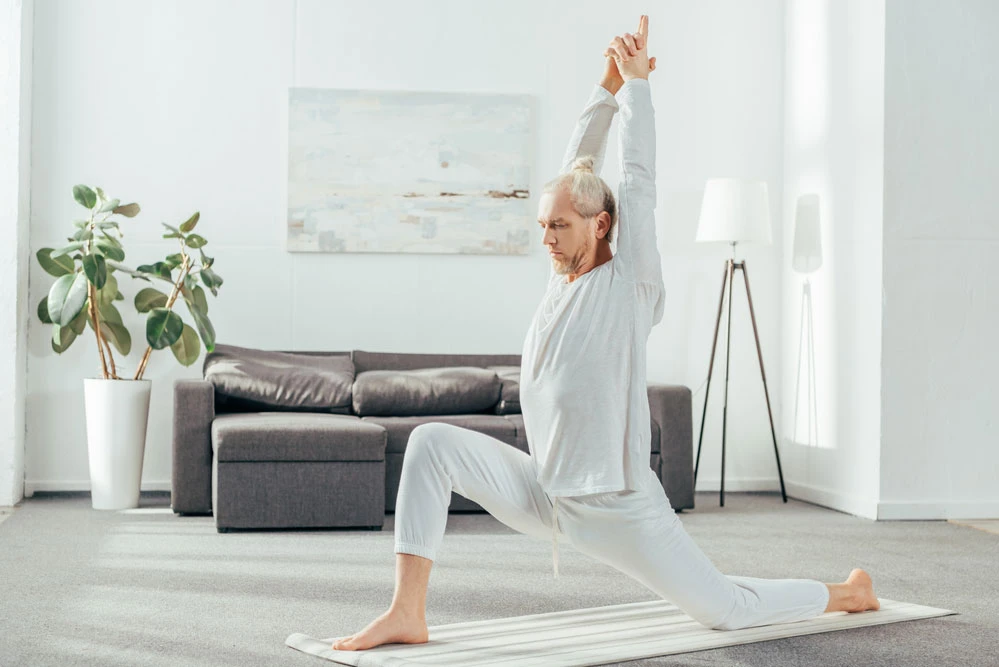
[0,491,994,667]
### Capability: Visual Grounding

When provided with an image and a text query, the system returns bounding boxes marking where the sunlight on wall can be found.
[786,0,838,452]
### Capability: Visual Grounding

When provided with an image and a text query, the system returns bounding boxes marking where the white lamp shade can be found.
[696,178,772,245]
[792,193,823,273]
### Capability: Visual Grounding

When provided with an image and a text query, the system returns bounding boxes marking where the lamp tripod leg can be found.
[720,260,735,507]
[695,262,731,487]
[741,261,788,503]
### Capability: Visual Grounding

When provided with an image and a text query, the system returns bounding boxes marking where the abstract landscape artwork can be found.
[287,88,534,254]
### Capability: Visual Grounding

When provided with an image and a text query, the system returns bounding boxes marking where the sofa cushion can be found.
[361,415,519,453]
[487,365,521,415]
[352,350,521,373]
[501,413,529,452]
[205,344,354,413]
[352,367,501,417]
[212,413,385,462]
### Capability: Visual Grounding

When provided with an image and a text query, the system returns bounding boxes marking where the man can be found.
[332,15,879,651]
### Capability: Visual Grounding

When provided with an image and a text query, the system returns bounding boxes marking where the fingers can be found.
[607,36,631,61]
[649,56,657,72]
[607,33,642,62]
[637,14,649,38]
[621,33,638,56]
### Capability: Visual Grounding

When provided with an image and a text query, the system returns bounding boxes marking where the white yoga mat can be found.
[286,598,956,666]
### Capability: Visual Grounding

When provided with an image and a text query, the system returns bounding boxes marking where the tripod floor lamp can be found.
[694,178,787,507]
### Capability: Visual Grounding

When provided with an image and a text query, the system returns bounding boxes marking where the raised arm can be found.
[614,79,662,286]
[558,85,618,176]
[607,15,664,288]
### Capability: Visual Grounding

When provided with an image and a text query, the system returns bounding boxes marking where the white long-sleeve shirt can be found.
[520,79,664,498]
[520,79,664,578]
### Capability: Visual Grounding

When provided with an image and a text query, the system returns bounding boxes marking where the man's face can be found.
[537,188,594,276]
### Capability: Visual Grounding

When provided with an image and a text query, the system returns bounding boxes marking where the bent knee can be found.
[409,421,445,442]
[405,422,454,457]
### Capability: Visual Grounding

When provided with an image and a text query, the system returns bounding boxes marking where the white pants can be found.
[394,422,830,631]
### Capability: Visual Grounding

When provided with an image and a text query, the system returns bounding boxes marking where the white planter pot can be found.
[83,378,152,510]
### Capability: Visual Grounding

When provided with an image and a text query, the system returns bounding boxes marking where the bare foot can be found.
[332,609,429,651]
[845,568,881,612]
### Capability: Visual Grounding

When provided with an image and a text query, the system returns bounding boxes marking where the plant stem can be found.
[133,255,191,381]
[102,337,119,379]
[88,283,110,379]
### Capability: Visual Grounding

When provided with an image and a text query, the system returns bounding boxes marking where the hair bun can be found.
[571,156,595,173]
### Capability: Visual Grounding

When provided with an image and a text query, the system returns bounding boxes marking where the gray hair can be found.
[543,156,618,243]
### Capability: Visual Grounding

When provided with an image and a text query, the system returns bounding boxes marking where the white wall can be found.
[780,0,885,520]
[879,0,999,520]
[24,0,789,495]
[0,0,33,507]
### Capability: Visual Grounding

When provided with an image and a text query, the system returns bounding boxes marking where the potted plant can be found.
[36,185,223,510]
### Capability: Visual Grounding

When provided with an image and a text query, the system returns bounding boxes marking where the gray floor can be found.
[0,491,995,667]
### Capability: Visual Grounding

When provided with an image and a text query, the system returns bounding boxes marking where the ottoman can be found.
[211,413,387,532]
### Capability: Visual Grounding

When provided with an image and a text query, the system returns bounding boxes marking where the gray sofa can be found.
[171,346,694,532]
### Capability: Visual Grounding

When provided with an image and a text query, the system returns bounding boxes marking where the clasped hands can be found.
[601,15,657,95]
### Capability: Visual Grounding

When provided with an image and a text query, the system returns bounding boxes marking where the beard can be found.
[552,236,591,275]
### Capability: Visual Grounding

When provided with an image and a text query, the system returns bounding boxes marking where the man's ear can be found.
[594,211,612,240]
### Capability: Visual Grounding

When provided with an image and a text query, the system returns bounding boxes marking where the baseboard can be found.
[694,476,784,493]
[783,481,879,520]
[876,499,999,521]
[24,480,172,497]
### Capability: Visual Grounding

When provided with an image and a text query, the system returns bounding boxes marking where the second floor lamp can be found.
[694,178,787,507]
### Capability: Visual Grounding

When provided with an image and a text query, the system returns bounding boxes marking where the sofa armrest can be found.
[648,383,694,510]
[171,379,215,514]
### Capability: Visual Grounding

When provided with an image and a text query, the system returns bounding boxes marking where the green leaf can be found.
[146,307,183,349]
[52,325,77,353]
[36,248,75,277]
[68,303,89,335]
[161,222,182,235]
[183,287,215,353]
[200,266,223,296]
[97,198,120,213]
[96,187,107,202]
[98,274,119,305]
[136,262,173,280]
[94,242,125,262]
[135,287,169,313]
[178,211,200,233]
[185,234,207,249]
[72,228,94,242]
[170,324,201,366]
[82,254,107,289]
[164,253,184,269]
[192,285,208,314]
[97,299,123,325]
[97,231,123,248]
[114,291,124,301]
[37,297,52,324]
[47,272,89,326]
[73,185,97,210]
[95,221,120,231]
[106,261,152,283]
[199,250,214,269]
[112,202,140,217]
[100,320,132,356]
[50,241,86,259]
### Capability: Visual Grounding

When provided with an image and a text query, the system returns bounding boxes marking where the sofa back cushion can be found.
[204,344,354,413]
[352,350,521,373]
[487,365,521,415]
[353,367,501,417]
